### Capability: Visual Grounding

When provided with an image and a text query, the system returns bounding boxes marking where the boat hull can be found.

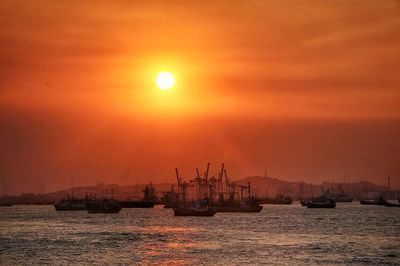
[360,200,386,205]
[87,208,121,213]
[54,199,88,211]
[87,199,121,214]
[118,201,155,208]
[306,200,336,209]
[306,203,336,208]
[214,205,263,212]
[54,205,87,211]
[263,200,292,205]
[333,198,353,203]
[173,207,216,216]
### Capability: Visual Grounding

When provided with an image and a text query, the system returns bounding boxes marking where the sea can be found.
[1,203,399,265]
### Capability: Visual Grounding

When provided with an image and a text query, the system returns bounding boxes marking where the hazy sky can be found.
[1,1,399,193]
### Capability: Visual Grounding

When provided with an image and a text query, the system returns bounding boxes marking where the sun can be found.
[156,71,175,90]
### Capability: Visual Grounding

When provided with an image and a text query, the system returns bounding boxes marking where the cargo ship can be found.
[172,163,262,215]
[172,169,216,216]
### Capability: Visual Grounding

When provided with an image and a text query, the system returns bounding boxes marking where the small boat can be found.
[118,185,157,208]
[54,196,88,211]
[173,197,216,216]
[306,199,336,208]
[87,199,121,213]
[360,196,387,205]
[300,195,326,207]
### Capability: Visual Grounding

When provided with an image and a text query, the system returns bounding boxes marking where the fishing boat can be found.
[118,185,157,208]
[173,196,216,216]
[360,196,387,205]
[300,195,326,207]
[306,198,336,208]
[54,195,88,211]
[86,198,121,213]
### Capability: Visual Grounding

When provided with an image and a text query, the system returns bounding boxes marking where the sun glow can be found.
[156,72,175,90]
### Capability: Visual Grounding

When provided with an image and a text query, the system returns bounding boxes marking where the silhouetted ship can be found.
[306,198,336,208]
[300,196,323,206]
[118,185,157,208]
[173,198,216,216]
[118,201,154,208]
[213,197,263,212]
[0,201,13,207]
[172,167,217,216]
[54,195,88,211]
[301,187,352,205]
[262,194,293,205]
[360,196,387,205]
[301,192,336,208]
[171,163,262,215]
[160,188,179,208]
[360,196,400,207]
[202,163,262,212]
[87,199,121,213]
[173,205,216,216]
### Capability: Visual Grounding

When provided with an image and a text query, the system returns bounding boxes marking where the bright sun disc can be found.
[156,72,175,90]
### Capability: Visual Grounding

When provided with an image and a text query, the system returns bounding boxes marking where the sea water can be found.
[1,203,399,265]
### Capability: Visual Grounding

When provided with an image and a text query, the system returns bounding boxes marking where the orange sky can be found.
[1,1,399,193]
